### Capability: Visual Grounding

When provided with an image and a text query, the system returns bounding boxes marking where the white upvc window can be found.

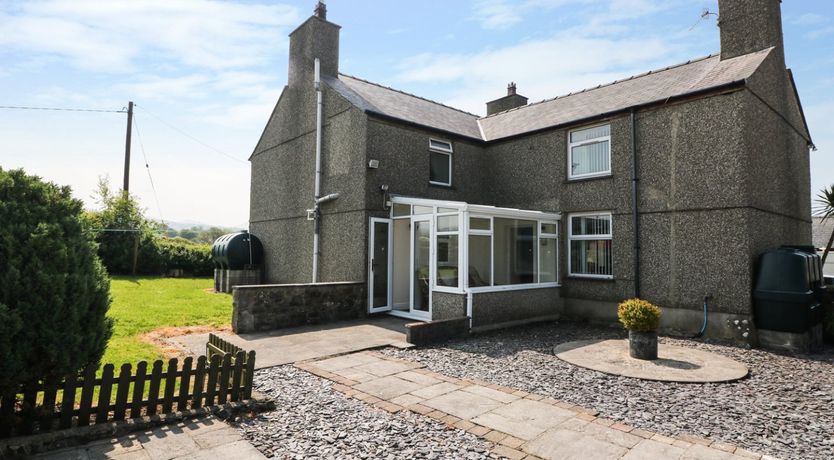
[568,212,613,278]
[435,210,461,290]
[568,124,611,180]
[467,215,559,288]
[429,138,453,186]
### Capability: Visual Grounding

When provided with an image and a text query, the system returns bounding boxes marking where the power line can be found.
[134,104,247,164]
[133,115,165,225]
[0,104,127,113]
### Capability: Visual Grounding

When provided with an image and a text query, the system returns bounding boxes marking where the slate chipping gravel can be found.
[234,365,495,459]
[381,322,834,460]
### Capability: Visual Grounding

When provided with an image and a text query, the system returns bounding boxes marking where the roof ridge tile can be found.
[479,52,720,119]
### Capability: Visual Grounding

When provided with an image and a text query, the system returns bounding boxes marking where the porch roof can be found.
[390,195,561,221]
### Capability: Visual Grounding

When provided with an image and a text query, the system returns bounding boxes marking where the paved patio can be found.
[298,351,772,460]
[170,316,411,368]
[34,417,265,460]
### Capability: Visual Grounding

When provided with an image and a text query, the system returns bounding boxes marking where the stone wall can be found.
[232,282,366,333]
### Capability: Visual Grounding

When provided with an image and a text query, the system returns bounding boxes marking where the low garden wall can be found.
[232,282,366,333]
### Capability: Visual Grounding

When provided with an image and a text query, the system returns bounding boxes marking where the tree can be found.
[0,168,113,395]
[197,226,228,244]
[816,184,834,265]
[84,177,158,274]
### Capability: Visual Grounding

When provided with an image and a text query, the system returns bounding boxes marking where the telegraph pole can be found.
[123,101,134,192]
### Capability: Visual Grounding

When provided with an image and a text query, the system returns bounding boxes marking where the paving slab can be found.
[423,389,505,420]
[471,399,575,440]
[353,375,426,400]
[622,439,687,459]
[410,381,463,399]
[35,417,265,460]
[299,350,770,460]
[523,428,629,460]
[170,317,408,368]
[353,358,422,377]
[462,385,522,404]
[555,339,749,383]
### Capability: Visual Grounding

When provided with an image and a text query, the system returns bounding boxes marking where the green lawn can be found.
[103,277,232,367]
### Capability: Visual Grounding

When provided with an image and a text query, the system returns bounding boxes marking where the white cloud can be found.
[396,33,678,115]
[792,13,828,26]
[0,0,299,72]
[472,0,524,30]
[470,0,675,32]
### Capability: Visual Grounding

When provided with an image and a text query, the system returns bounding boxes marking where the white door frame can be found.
[409,215,432,320]
[368,217,393,313]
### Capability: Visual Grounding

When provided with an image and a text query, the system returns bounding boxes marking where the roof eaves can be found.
[786,69,815,149]
[365,110,486,143]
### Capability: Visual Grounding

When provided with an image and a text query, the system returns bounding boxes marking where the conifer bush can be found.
[0,168,113,394]
[617,298,662,332]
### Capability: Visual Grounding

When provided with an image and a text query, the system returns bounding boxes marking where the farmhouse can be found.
[245,0,813,341]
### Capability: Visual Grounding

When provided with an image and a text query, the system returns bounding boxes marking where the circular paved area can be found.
[554,339,749,383]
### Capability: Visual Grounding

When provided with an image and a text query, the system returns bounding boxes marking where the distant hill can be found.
[165,220,246,232]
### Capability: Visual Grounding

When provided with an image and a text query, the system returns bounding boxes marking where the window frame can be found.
[567,211,613,279]
[467,215,560,292]
[429,138,453,187]
[567,123,611,180]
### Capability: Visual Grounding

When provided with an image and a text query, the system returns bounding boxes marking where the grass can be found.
[102,276,232,367]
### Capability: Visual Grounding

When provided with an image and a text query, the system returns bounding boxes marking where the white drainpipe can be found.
[312,58,323,283]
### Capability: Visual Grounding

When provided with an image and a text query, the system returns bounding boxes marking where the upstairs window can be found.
[568,124,610,179]
[429,138,453,186]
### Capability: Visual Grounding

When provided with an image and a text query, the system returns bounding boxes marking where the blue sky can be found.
[1,0,831,228]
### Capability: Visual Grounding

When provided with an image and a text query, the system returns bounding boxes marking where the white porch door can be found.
[410,216,432,320]
[368,218,392,313]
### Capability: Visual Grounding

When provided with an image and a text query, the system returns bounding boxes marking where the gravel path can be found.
[234,365,495,459]
[382,322,834,460]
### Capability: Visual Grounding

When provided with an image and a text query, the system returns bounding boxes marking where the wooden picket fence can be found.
[0,341,255,438]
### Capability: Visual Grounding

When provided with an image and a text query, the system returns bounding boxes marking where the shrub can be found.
[156,237,213,276]
[617,298,662,332]
[0,168,113,394]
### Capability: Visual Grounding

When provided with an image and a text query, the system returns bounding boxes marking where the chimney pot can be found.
[314,1,327,20]
[507,82,517,96]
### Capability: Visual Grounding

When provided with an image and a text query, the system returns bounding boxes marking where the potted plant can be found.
[617,298,662,360]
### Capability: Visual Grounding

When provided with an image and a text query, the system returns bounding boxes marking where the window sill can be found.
[428,182,455,190]
[566,275,615,282]
[467,282,560,294]
[565,174,613,184]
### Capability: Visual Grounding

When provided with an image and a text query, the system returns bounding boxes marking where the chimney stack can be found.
[314,1,327,20]
[486,82,528,116]
[717,0,784,61]
[287,2,340,87]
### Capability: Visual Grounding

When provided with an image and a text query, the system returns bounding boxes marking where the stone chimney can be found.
[718,0,784,61]
[288,2,340,87]
[486,82,528,116]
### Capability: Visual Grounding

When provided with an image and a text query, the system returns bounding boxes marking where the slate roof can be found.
[327,47,773,142]
[813,217,834,250]
[329,74,482,140]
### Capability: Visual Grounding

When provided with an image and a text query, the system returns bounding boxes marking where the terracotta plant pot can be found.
[628,330,658,360]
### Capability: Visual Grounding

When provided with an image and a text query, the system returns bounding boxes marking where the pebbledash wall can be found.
[246,0,812,342]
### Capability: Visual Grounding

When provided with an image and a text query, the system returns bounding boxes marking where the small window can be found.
[568,124,610,179]
[392,203,411,217]
[568,213,613,278]
[429,138,452,186]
